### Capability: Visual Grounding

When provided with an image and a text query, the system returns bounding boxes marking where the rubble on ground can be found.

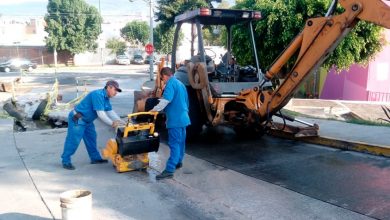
[1,79,86,131]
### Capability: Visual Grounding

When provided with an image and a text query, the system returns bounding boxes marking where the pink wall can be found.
[367,30,390,101]
[319,69,344,100]
[320,29,390,102]
[344,65,369,100]
[320,64,368,100]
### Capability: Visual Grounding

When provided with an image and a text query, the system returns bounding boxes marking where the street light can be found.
[98,0,104,66]
[129,0,154,81]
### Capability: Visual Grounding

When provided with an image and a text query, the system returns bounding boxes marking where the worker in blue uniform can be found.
[151,67,191,180]
[61,80,125,170]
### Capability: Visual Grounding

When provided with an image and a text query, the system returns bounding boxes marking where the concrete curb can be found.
[269,129,390,158]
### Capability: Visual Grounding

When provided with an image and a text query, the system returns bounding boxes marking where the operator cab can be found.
[171,8,271,97]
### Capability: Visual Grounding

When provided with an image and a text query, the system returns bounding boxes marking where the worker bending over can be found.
[61,80,124,170]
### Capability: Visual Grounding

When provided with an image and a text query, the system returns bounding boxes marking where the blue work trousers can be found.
[165,127,186,172]
[61,111,102,164]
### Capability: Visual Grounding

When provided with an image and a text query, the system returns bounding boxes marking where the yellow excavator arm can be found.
[237,0,390,121]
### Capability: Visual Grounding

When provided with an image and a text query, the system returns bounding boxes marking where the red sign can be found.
[145,43,154,55]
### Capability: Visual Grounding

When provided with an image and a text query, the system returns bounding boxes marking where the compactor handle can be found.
[121,111,159,137]
[127,111,159,121]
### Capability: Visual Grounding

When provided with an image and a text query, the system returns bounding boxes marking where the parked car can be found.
[115,55,130,65]
[0,58,37,72]
[131,54,144,65]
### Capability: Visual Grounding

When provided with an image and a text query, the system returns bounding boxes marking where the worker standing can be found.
[61,80,124,170]
[151,67,191,180]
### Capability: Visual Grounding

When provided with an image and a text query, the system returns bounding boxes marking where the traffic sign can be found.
[145,43,154,55]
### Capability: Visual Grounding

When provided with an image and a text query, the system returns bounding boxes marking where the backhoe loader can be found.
[134,0,390,138]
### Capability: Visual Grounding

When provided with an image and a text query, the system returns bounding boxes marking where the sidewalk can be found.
[33,64,158,74]
[0,118,375,220]
[0,119,52,219]
[284,98,390,123]
[280,98,390,155]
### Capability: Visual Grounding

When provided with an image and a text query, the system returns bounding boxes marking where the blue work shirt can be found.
[74,89,112,123]
[163,76,191,128]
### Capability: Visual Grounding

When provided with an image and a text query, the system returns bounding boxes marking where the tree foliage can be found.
[155,0,213,32]
[44,0,102,54]
[202,0,231,46]
[106,38,127,55]
[203,26,226,46]
[153,24,178,54]
[120,21,150,46]
[155,0,228,53]
[217,0,231,9]
[154,0,216,55]
[233,0,384,71]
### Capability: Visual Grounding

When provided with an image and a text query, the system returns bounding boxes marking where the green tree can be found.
[202,0,230,46]
[106,38,127,55]
[233,0,383,71]
[44,0,102,54]
[155,0,226,53]
[155,0,213,31]
[153,24,177,54]
[203,27,225,46]
[217,0,230,9]
[120,21,150,47]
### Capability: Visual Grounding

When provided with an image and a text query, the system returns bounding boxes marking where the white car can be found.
[115,55,130,65]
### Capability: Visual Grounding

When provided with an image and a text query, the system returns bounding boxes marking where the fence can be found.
[368,91,390,102]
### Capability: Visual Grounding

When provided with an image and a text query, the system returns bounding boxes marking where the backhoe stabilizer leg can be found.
[268,122,319,138]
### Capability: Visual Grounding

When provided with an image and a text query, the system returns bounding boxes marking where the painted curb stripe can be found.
[269,130,390,157]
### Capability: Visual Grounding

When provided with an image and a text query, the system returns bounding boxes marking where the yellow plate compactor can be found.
[102,112,159,172]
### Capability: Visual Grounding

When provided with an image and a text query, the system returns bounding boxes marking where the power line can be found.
[1,13,146,17]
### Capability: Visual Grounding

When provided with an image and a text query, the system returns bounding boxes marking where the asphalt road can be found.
[1,66,389,219]
[181,126,390,220]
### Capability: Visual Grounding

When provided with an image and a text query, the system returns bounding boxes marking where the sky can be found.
[0,0,154,17]
[0,0,235,17]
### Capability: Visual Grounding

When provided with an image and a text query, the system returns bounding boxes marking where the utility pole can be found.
[149,0,154,81]
[129,0,154,80]
[13,41,20,58]
[148,0,154,81]
[54,48,57,68]
[99,0,104,66]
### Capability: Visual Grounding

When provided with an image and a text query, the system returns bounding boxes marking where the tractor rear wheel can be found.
[186,86,206,140]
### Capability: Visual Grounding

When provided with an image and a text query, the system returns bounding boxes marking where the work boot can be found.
[176,162,183,170]
[91,159,108,164]
[62,163,75,170]
[156,170,174,180]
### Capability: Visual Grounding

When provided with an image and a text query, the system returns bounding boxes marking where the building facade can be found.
[319,30,390,102]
